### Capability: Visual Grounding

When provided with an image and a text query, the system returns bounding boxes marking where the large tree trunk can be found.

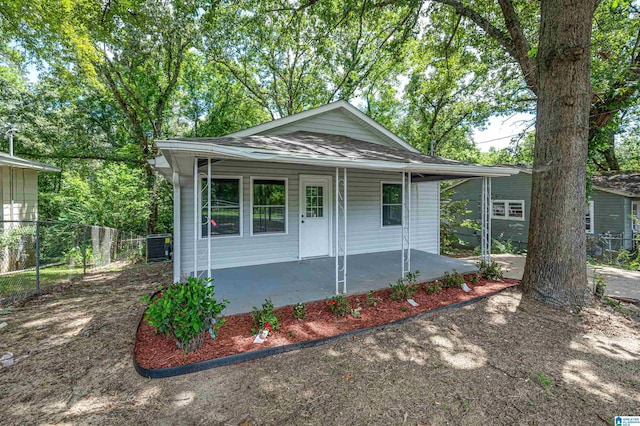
[521,0,596,306]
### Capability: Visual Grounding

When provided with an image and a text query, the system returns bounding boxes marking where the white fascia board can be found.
[0,155,61,172]
[156,140,519,178]
[226,100,420,153]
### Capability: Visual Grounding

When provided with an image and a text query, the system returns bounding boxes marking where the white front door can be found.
[299,176,331,258]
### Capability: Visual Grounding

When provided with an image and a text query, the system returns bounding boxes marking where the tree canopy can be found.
[0,0,638,239]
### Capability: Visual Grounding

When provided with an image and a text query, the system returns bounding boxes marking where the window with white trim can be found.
[585,200,594,234]
[631,201,639,232]
[252,178,287,234]
[491,200,525,221]
[201,177,242,237]
[382,183,402,227]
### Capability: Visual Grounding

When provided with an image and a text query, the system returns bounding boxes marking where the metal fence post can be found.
[35,220,40,295]
[82,225,87,275]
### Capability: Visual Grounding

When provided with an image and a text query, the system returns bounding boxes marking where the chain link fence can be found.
[0,221,145,306]
[587,232,639,269]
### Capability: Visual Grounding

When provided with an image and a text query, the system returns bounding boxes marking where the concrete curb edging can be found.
[133,284,518,379]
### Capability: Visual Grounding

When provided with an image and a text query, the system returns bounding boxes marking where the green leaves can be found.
[142,277,229,353]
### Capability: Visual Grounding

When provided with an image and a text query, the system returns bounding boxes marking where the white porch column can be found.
[335,167,348,294]
[481,176,492,262]
[401,172,411,277]
[193,157,199,278]
[172,171,181,283]
[207,158,212,279]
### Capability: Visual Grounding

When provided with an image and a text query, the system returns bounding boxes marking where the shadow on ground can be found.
[0,262,638,425]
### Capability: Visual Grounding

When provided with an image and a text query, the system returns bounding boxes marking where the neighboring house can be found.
[153,100,517,300]
[0,151,61,273]
[447,167,640,250]
[0,152,60,222]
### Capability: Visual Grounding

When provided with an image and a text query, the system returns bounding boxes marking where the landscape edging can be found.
[133,284,518,379]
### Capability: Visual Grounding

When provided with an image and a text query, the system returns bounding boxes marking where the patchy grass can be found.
[0,262,638,424]
[0,265,85,299]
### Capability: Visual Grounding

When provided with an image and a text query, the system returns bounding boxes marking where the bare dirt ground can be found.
[1,262,639,425]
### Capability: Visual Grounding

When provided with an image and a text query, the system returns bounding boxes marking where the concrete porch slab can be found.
[208,250,477,314]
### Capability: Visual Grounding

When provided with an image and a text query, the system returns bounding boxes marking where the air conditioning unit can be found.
[146,234,172,263]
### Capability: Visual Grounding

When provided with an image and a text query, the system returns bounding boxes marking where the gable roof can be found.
[0,152,60,172]
[155,131,518,180]
[444,166,640,198]
[227,100,420,153]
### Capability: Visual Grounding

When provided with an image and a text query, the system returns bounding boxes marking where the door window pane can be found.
[306,185,324,218]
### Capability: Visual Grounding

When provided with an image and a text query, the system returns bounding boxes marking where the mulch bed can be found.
[135,276,519,369]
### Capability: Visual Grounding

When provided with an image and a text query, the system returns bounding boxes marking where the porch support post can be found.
[193,157,198,278]
[335,167,348,294]
[207,158,212,279]
[401,172,411,277]
[481,176,492,262]
[335,167,339,295]
[343,167,347,294]
[172,170,181,283]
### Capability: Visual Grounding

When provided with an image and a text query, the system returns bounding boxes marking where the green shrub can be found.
[141,277,228,353]
[405,270,421,286]
[477,260,504,280]
[425,280,442,294]
[468,273,479,284]
[442,270,466,288]
[389,278,418,300]
[327,294,351,316]
[593,272,606,297]
[366,291,382,307]
[351,307,362,318]
[293,302,306,320]
[251,298,282,335]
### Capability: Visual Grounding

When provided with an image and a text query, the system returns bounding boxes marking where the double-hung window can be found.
[252,178,287,234]
[491,200,525,221]
[585,200,594,234]
[201,177,242,237]
[382,183,402,227]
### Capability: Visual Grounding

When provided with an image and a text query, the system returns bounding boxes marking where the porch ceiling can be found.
[205,250,477,315]
[154,131,519,182]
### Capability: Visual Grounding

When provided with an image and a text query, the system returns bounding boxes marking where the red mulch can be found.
[135,276,519,369]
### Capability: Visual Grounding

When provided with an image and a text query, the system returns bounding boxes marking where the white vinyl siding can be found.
[179,161,440,274]
[1,167,39,222]
[258,109,396,148]
[492,200,525,221]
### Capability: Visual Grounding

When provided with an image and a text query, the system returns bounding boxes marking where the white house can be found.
[0,152,60,222]
[153,101,516,307]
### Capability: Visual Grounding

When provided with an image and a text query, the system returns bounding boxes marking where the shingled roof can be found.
[173,131,471,167]
[591,172,640,197]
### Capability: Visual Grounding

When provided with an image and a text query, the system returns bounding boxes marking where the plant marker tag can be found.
[0,322,7,330]
[254,329,269,344]
[407,299,419,307]
[461,283,472,293]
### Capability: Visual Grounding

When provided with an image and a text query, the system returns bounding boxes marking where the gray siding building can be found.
[448,169,640,250]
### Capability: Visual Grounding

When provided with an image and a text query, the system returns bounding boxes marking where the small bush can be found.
[251,298,282,335]
[468,273,479,284]
[477,260,504,280]
[366,291,382,307]
[405,270,421,285]
[141,277,228,353]
[593,272,606,297]
[351,307,362,318]
[293,302,306,320]
[389,278,418,300]
[327,295,350,317]
[425,281,442,294]
[442,270,466,288]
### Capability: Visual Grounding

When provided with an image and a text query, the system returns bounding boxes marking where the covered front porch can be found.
[209,249,477,314]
